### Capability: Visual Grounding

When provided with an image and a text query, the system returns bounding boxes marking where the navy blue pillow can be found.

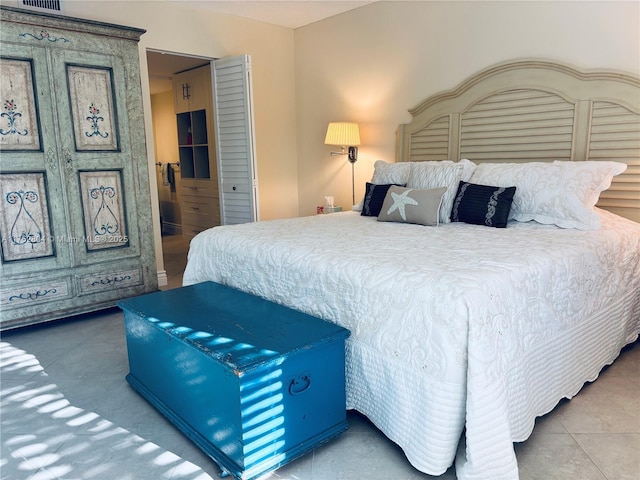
[450,182,516,228]
[361,183,405,217]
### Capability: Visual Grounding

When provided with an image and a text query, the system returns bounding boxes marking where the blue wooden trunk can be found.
[118,281,350,480]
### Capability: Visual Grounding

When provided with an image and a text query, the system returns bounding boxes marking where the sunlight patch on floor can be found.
[0,341,213,480]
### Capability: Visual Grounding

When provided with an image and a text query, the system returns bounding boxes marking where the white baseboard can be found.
[157,270,168,287]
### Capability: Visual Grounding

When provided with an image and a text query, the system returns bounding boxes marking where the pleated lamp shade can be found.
[324,122,360,146]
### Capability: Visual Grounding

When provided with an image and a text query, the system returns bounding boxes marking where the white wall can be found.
[294,1,640,215]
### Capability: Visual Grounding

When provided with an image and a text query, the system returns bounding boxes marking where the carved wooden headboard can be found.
[397,59,640,222]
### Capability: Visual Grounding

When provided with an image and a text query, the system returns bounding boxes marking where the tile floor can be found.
[160,234,192,291]
[1,234,638,480]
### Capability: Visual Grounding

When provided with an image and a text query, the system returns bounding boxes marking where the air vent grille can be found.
[20,0,62,12]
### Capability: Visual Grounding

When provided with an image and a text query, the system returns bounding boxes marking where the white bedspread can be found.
[183,210,640,480]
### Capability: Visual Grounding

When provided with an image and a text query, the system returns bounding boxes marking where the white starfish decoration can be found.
[386,189,418,220]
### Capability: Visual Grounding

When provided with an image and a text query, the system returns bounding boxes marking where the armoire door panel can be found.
[50,49,129,159]
[67,65,119,152]
[0,43,56,165]
[0,172,54,261]
[0,170,73,275]
[49,49,141,266]
[0,58,41,151]
[62,164,141,266]
[78,169,129,251]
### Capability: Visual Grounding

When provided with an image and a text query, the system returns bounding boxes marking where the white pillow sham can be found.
[352,160,413,211]
[469,160,627,230]
[407,162,464,224]
[369,159,475,184]
[458,158,477,182]
[370,160,412,185]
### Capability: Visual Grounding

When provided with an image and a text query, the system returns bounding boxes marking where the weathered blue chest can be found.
[118,281,350,480]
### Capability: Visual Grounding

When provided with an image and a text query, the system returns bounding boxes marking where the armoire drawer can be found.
[76,268,143,295]
[1,278,72,310]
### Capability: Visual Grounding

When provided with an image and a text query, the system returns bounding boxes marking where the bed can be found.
[182,59,640,480]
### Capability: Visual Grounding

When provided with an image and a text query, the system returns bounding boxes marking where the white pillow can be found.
[407,162,464,224]
[370,160,413,185]
[349,160,408,211]
[469,160,627,230]
[458,158,477,182]
[351,160,412,211]
[369,159,472,184]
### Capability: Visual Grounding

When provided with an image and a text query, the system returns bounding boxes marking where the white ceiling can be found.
[178,0,376,29]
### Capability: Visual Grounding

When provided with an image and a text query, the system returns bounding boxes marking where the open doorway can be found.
[146,50,212,289]
[147,50,259,289]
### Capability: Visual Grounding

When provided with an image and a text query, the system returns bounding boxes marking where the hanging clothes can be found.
[161,163,170,186]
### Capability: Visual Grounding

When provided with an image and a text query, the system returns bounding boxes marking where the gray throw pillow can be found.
[377,186,447,226]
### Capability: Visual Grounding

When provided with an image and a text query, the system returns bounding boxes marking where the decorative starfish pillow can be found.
[377,186,447,226]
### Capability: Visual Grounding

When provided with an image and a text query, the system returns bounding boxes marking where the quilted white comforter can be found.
[182,210,640,480]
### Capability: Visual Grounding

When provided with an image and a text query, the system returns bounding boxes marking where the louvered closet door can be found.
[213,55,259,225]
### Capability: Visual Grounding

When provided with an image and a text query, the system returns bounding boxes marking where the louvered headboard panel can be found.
[459,90,575,162]
[397,60,640,222]
[589,102,640,215]
[407,116,450,161]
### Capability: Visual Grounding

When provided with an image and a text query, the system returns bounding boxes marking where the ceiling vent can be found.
[19,0,63,13]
